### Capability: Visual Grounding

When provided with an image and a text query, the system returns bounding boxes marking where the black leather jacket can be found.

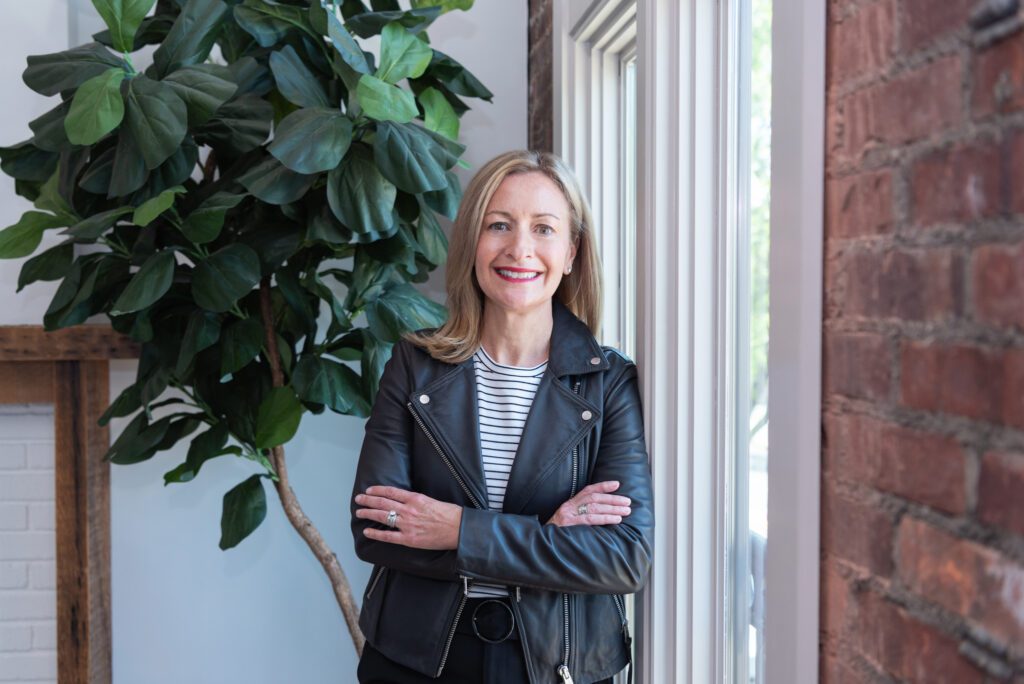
[350,298,654,683]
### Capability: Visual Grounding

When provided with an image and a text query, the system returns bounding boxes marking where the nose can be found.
[504,224,535,261]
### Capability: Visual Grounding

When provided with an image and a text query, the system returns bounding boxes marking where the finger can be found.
[364,485,416,503]
[355,508,402,525]
[355,493,405,511]
[363,527,405,543]
[591,493,632,507]
[580,480,620,495]
[584,514,623,525]
[576,503,631,517]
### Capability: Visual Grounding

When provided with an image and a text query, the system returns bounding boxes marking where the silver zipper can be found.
[406,400,485,677]
[366,565,385,599]
[558,377,582,684]
[407,402,484,509]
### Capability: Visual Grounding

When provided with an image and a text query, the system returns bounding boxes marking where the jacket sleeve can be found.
[454,358,655,595]
[349,338,460,582]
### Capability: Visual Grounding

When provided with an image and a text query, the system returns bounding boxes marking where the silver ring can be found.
[577,503,589,516]
[385,510,398,528]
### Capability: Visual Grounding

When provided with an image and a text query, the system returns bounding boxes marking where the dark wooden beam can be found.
[528,0,554,153]
[0,325,138,362]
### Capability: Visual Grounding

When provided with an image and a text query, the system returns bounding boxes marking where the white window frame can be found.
[553,0,824,681]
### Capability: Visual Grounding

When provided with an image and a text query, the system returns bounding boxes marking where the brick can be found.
[0,446,25,470]
[29,562,53,590]
[821,651,861,684]
[971,242,1024,328]
[978,451,1024,536]
[24,443,52,471]
[824,413,967,513]
[899,342,1024,428]
[973,34,1024,118]
[896,517,1024,647]
[1012,131,1024,216]
[0,505,27,531]
[31,623,54,651]
[825,169,894,238]
[836,247,961,321]
[0,625,31,652]
[910,139,1006,228]
[824,331,892,400]
[0,594,56,621]
[821,558,853,641]
[899,0,975,53]
[0,474,52,502]
[0,533,53,561]
[0,415,53,441]
[0,652,56,681]
[822,482,894,575]
[844,55,963,158]
[853,588,986,683]
[0,563,27,589]
[27,503,53,532]
[828,0,895,85]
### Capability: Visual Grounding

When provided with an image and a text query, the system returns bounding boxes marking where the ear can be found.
[567,240,578,272]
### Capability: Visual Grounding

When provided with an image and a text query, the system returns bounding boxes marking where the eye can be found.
[488,222,509,231]
[537,224,554,235]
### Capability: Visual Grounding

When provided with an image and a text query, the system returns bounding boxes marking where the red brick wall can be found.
[822,0,1024,681]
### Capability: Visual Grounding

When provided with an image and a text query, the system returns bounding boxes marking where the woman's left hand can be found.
[354,486,463,551]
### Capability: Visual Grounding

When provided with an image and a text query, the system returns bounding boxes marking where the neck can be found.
[479,301,553,367]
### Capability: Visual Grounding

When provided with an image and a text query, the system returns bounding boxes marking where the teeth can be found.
[497,269,540,280]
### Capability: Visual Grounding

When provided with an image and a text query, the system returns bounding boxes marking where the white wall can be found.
[0,1,526,681]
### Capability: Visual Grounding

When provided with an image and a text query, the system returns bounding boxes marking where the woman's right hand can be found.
[545,480,632,527]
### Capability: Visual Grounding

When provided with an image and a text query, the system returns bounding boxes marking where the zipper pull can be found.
[516,586,521,602]
[557,664,575,683]
[462,575,469,596]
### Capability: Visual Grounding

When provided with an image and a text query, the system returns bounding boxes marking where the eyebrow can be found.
[485,210,561,220]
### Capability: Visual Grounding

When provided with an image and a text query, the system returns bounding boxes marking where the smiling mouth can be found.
[494,268,542,282]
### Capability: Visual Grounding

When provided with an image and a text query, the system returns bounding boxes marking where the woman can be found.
[350,150,654,684]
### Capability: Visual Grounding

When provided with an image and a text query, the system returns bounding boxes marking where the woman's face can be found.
[474,172,577,318]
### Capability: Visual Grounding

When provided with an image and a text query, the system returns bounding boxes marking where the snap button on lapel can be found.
[590,356,600,365]
[581,410,593,420]
[419,394,430,404]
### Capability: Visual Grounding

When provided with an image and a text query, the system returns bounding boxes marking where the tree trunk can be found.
[259,277,366,657]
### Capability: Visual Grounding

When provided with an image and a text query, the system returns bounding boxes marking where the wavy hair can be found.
[403,149,602,363]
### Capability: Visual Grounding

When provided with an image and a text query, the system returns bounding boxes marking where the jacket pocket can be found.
[359,565,389,643]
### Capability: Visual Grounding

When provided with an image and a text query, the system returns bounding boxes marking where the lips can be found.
[494,267,542,282]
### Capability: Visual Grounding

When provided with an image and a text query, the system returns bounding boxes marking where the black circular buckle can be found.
[471,599,515,644]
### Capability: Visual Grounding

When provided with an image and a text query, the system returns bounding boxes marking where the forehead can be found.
[484,172,570,219]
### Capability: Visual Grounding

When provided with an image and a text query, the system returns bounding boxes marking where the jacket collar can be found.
[407,297,607,512]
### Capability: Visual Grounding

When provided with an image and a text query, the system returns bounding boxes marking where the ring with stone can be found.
[385,510,398,528]
[577,503,589,516]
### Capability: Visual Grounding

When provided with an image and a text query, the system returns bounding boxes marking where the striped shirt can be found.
[466,345,547,598]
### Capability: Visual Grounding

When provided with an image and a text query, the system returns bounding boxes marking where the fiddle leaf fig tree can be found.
[0,0,491,654]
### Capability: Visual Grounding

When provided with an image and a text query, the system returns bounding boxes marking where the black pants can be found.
[357,596,615,684]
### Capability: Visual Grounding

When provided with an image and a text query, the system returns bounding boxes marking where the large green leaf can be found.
[238,156,315,205]
[152,0,231,77]
[92,0,157,52]
[356,74,417,122]
[124,76,188,170]
[233,0,317,47]
[110,249,176,314]
[268,45,329,108]
[175,309,221,375]
[108,126,149,197]
[410,0,473,11]
[345,6,442,38]
[28,100,73,153]
[292,356,359,412]
[219,474,267,549]
[268,108,352,174]
[105,411,172,464]
[360,332,392,406]
[415,200,447,266]
[325,8,369,74]
[220,316,263,375]
[253,386,303,449]
[365,282,446,343]
[418,86,458,140]
[23,43,125,97]
[373,121,448,193]
[162,64,237,126]
[133,185,185,226]
[197,94,273,156]
[192,244,261,312]
[17,241,74,292]
[327,145,396,236]
[0,212,65,259]
[428,48,494,100]
[163,422,232,484]
[64,68,127,146]
[62,206,133,240]
[180,191,246,244]
[376,21,431,84]
[0,141,59,183]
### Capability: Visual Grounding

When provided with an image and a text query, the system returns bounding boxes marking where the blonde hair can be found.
[403,149,602,364]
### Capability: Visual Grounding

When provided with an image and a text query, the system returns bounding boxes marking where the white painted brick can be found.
[28,563,53,591]
[0,474,52,502]
[0,593,55,620]
[30,623,54,651]
[0,446,25,470]
[0,534,53,561]
[0,652,56,680]
[0,625,31,652]
[27,504,53,532]
[0,505,27,531]
[0,563,27,589]
[0,413,53,441]
[24,444,52,471]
